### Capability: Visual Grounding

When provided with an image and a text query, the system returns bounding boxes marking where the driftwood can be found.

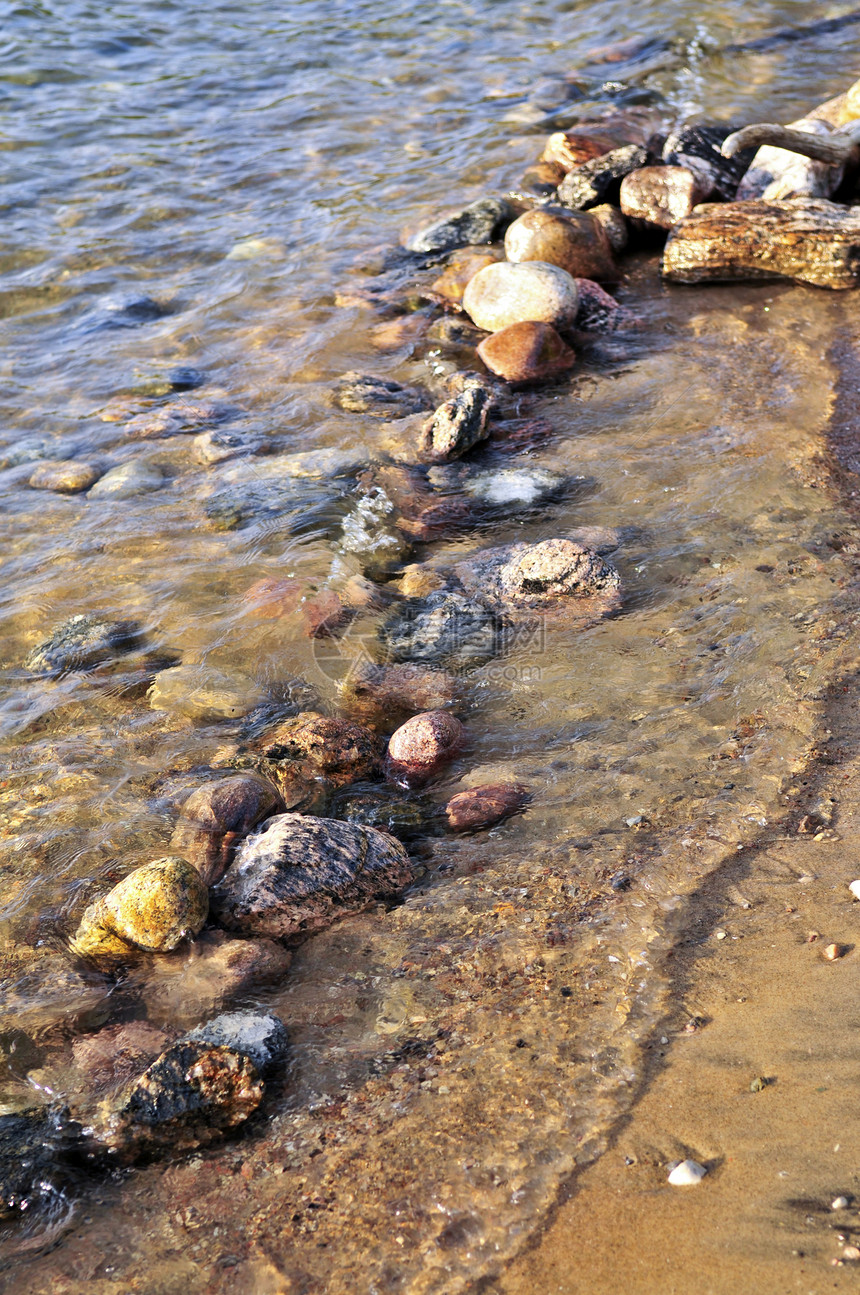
[662,198,860,289]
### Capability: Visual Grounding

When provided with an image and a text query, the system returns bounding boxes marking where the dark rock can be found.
[445,783,530,831]
[0,1108,82,1221]
[557,144,650,209]
[477,321,576,384]
[380,589,497,670]
[406,198,512,254]
[573,279,636,333]
[259,712,384,789]
[168,366,206,391]
[169,773,284,886]
[184,1010,288,1073]
[333,372,432,418]
[210,813,412,939]
[504,209,618,281]
[340,662,462,728]
[330,783,433,840]
[662,123,754,200]
[24,613,142,675]
[591,203,629,254]
[620,165,710,230]
[88,294,167,331]
[386,710,465,785]
[417,382,492,462]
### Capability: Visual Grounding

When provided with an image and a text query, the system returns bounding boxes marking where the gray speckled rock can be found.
[406,198,512,253]
[455,537,621,620]
[557,144,649,210]
[211,813,412,939]
[184,1010,288,1072]
[88,459,165,499]
[333,372,432,418]
[463,261,579,333]
[24,613,142,675]
[418,382,491,462]
[380,589,497,669]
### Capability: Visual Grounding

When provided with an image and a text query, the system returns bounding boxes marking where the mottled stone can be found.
[184,1010,288,1073]
[463,261,579,333]
[478,321,576,384]
[429,247,505,304]
[341,662,461,728]
[301,589,354,639]
[417,382,492,462]
[330,785,431,841]
[24,613,141,675]
[386,710,465,785]
[0,1109,81,1221]
[557,144,649,210]
[505,210,618,281]
[541,130,623,170]
[88,459,165,498]
[169,774,284,886]
[211,813,412,939]
[591,203,628,254]
[259,712,384,789]
[397,564,447,598]
[663,122,755,200]
[380,588,497,669]
[454,537,622,623]
[136,931,292,1028]
[445,783,530,830]
[333,372,432,418]
[573,279,633,333]
[406,198,512,253]
[72,857,209,962]
[148,663,265,721]
[124,400,232,441]
[29,460,101,493]
[620,165,709,230]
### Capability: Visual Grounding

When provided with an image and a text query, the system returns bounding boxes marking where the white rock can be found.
[848,880,860,901]
[832,1195,850,1211]
[667,1159,707,1186]
[462,260,579,333]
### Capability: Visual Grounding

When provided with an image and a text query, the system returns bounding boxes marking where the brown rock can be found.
[341,662,462,728]
[454,537,622,628]
[29,461,100,494]
[397,564,447,598]
[386,710,465,785]
[619,165,709,231]
[541,130,622,171]
[504,209,618,281]
[477,321,576,384]
[370,312,432,351]
[241,577,304,619]
[260,712,384,788]
[72,1021,171,1093]
[301,589,353,639]
[446,783,530,831]
[591,203,628,254]
[519,160,565,196]
[430,247,505,305]
[169,773,284,886]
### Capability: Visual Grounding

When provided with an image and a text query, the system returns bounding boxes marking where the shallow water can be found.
[3,0,860,1289]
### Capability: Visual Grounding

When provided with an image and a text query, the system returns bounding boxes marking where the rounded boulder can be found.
[462,261,579,334]
[504,210,618,282]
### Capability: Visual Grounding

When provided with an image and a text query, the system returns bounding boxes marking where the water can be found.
[3,1,860,1289]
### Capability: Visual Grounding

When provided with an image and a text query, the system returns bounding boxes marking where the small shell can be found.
[823,942,848,961]
[848,880,860,901]
[667,1159,707,1186]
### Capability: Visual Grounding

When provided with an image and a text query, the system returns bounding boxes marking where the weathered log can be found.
[662,198,860,290]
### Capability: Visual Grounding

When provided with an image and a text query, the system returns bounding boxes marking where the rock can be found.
[663,123,753,199]
[210,813,412,939]
[302,589,354,638]
[148,663,265,721]
[330,785,431,841]
[504,210,618,281]
[184,1010,288,1072]
[24,613,142,675]
[386,710,465,785]
[397,564,447,598]
[380,588,497,669]
[136,932,292,1028]
[429,247,506,304]
[461,464,569,508]
[591,203,628,254]
[417,382,492,461]
[736,117,844,200]
[341,662,462,728]
[340,483,412,576]
[445,783,530,830]
[518,160,565,197]
[406,198,512,253]
[29,460,101,493]
[454,537,622,623]
[478,321,576,383]
[259,711,384,789]
[662,198,860,290]
[87,459,165,498]
[667,1159,707,1186]
[619,165,709,231]
[72,857,209,962]
[463,261,579,333]
[124,400,232,441]
[72,1021,170,1092]
[573,278,633,333]
[0,436,52,470]
[541,129,624,170]
[333,372,432,418]
[192,429,268,465]
[557,144,650,210]
[104,1040,263,1154]
[169,774,284,886]
[0,1108,81,1221]
[167,366,206,391]
[241,577,304,619]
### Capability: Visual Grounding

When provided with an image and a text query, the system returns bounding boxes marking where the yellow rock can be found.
[396,564,446,598]
[73,856,208,961]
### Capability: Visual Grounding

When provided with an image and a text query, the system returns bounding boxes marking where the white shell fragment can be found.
[848,881,860,901]
[668,1159,708,1186]
[832,1196,850,1211]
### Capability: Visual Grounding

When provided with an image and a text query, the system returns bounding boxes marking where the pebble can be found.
[29,460,101,493]
[454,537,622,614]
[184,1009,289,1073]
[504,209,618,281]
[619,165,709,231]
[341,662,461,728]
[849,880,860,900]
[191,429,268,465]
[557,144,650,210]
[823,942,848,961]
[446,783,530,831]
[0,436,52,469]
[380,588,497,669]
[406,198,512,253]
[463,260,579,333]
[573,279,632,334]
[591,203,628,254]
[87,459,165,498]
[541,129,623,170]
[429,247,505,304]
[667,1159,707,1186]
[169,773,284,886]
[71,1021,170,1092]
[662,123,753,200]
[210,812,412,938]
[148,663,265,721]
[259,711,384,789]
[832,1196,851,1211]
[301,589,353,638]
[24,613,141,675]
[386,710,465,785]
[72,856,209,961]
[135,931,292,1028]
[333,371,432,418]
[417,382,491,462]
[241,576,304,619]
[477,321,576,384]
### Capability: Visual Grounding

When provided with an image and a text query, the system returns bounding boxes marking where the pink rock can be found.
[619,165,709,231]
[386,710,465,784]
[446,783,530,831]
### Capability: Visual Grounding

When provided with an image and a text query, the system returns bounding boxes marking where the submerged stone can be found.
[24,613,142,676]
[406,198,512,253]
[88,459,165,498]
[148,663,265,721]
[135,931,292,1029]
[417,382,492,462]
[333,372,432,418]
[0,1108,81,1221]
[380,588,497,669]
[211,813,412,939]
[445,783,530,831]
[29,460,101,493]
[72,856,209,962]
[169,773,284,886]
[259,712,384,789]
